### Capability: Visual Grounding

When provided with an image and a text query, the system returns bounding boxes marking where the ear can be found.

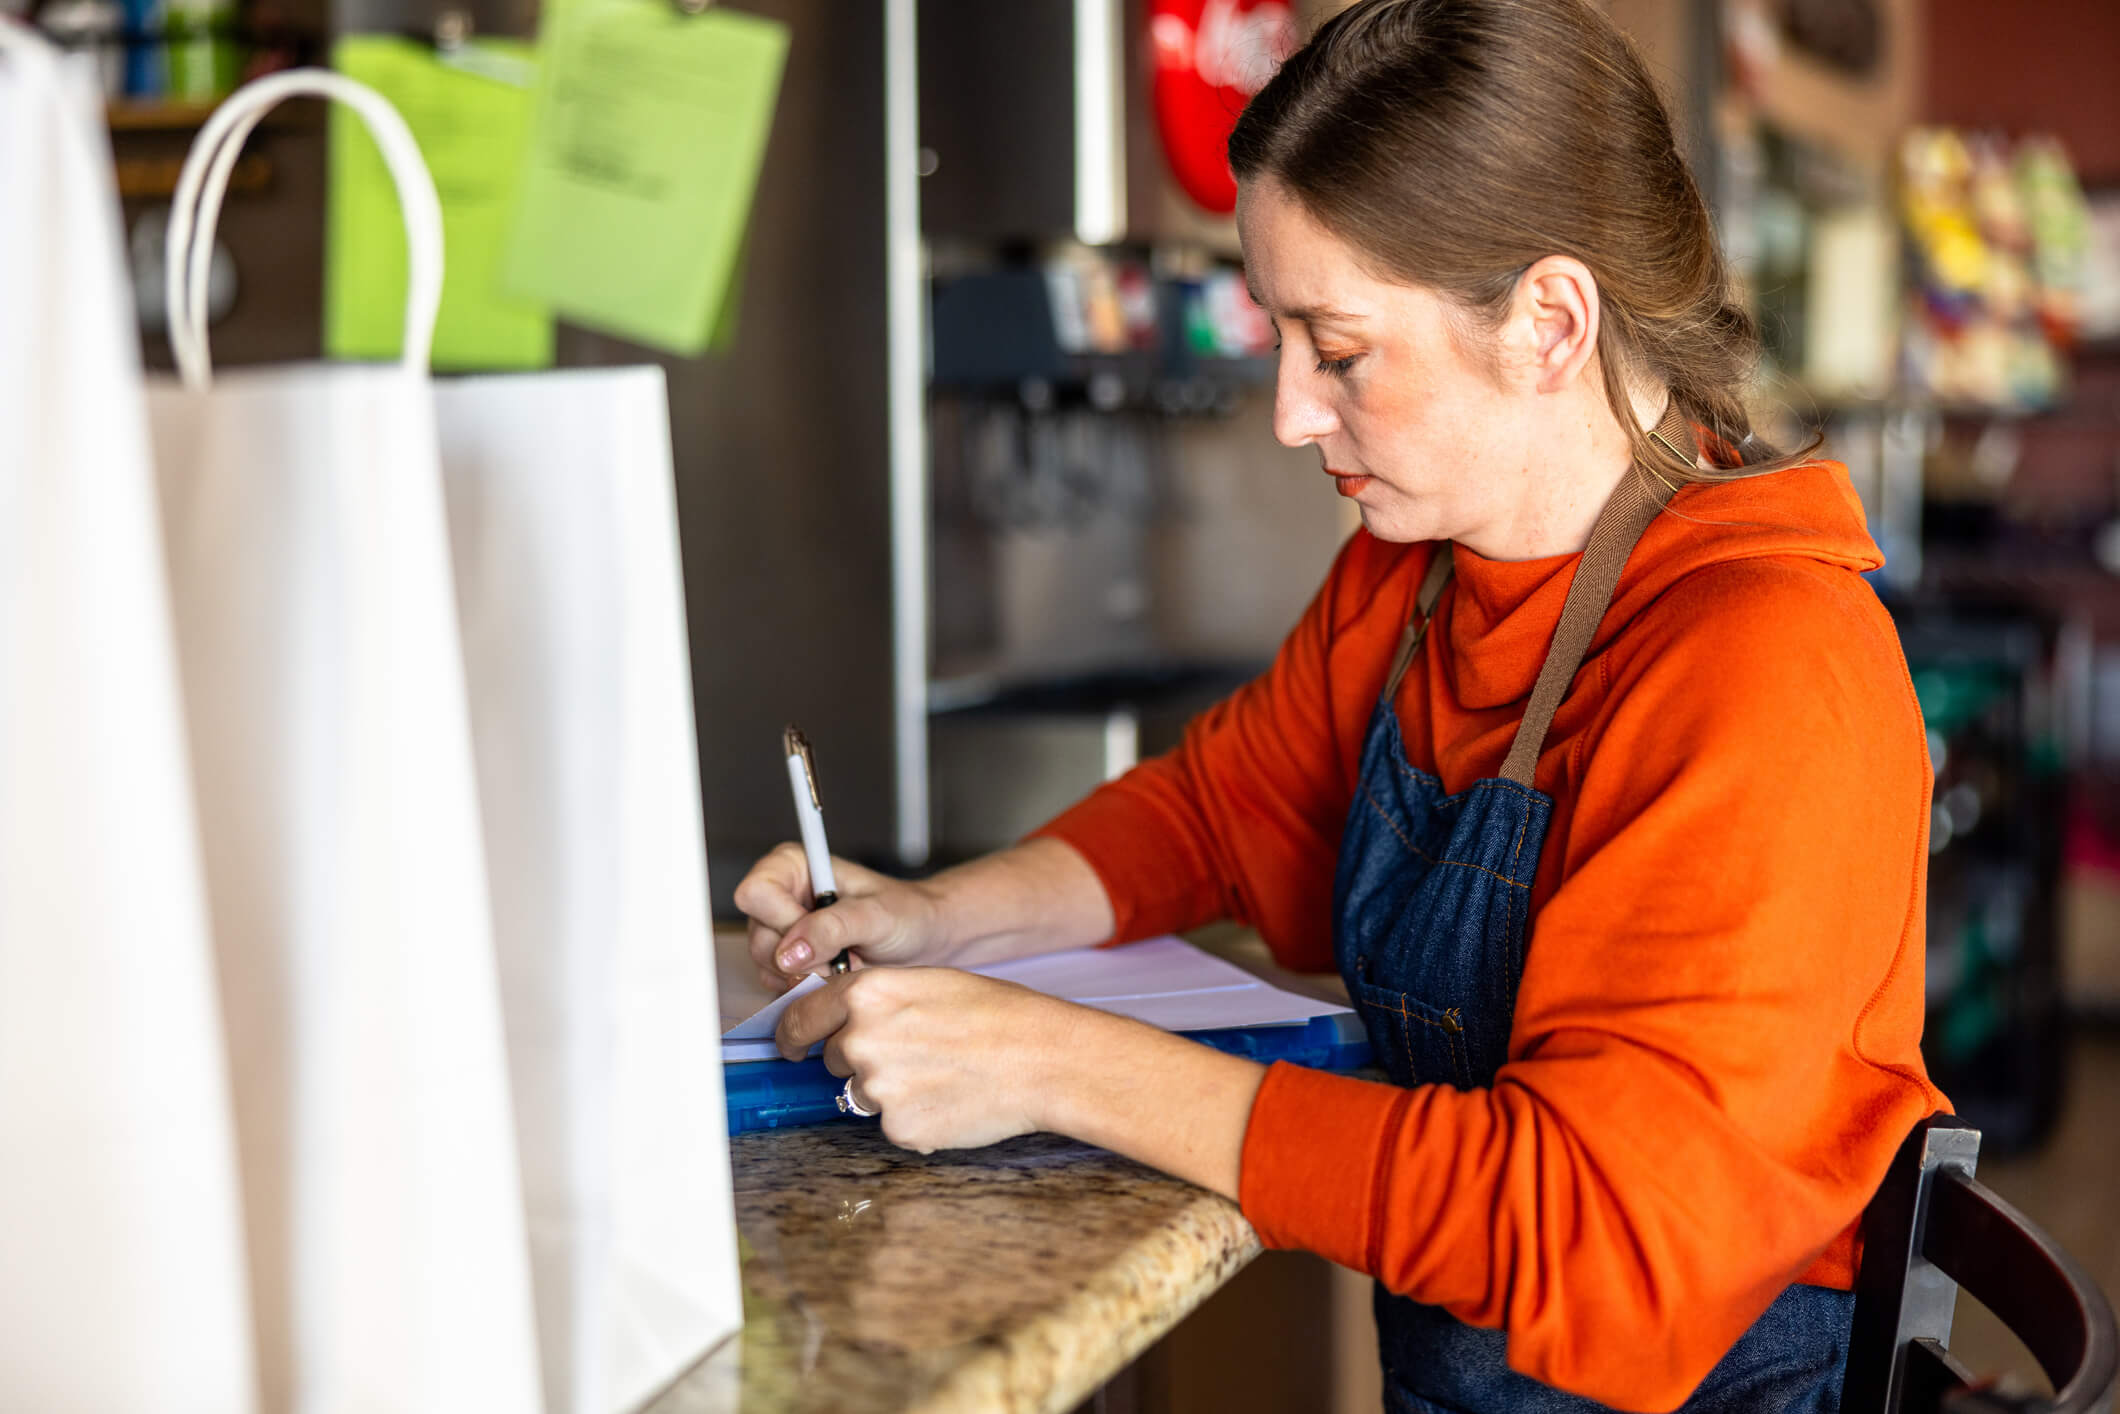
[1504,255,1601,395]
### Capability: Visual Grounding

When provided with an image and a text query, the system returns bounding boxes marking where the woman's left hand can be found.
[776,967,1079,1153]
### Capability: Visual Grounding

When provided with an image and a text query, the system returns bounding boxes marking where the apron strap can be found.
[1382,543,1457,704]
[1496,400,1697,787]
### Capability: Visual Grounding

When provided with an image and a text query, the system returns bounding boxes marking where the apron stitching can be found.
[1393,996,1418,1076]
[1362,784,1533,891]
[1393,996,1467,1083]
[1444,1007,1467,1087]
[1507,801,1532,879]
[1361,783,1439,862]
[1471,778,1539,804]
[1377,706,1544,824]
[1510,881,1525,1000]
[1391,753,1450,796]
[1505,804,1533,990]
[1388,753,1541,809]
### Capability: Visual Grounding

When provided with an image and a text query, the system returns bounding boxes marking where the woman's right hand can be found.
[733,842,950,993]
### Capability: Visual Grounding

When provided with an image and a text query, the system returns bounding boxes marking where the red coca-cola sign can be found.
[1150,0,1298,216]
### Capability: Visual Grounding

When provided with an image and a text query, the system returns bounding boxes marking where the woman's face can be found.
[1236,178,1543,548]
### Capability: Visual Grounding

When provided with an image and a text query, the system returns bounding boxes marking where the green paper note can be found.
[708,232,748,354]
[326,36,555,371]
[500,0,788,356]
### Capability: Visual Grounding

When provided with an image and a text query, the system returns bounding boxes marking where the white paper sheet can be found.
[720,936,1349,1064]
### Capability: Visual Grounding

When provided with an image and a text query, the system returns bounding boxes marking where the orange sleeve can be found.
[1237,561,1945,1413]
[1033,533,1410,967]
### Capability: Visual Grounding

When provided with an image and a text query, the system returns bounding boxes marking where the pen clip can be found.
[782,724,823,812]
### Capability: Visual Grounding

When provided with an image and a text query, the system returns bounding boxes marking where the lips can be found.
[1325,469,1373,497]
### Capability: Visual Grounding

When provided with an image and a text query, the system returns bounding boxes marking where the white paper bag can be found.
[0,26,257,1410]
[150,70,541,1414]
[435,366,741,1413]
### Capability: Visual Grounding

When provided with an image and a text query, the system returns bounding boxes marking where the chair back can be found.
[1846,1115,2117,1414]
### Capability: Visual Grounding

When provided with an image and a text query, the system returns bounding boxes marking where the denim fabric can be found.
[1334,698,1548,1090]
[1334,694,1853,1412]
[1374,1282,1855,1414]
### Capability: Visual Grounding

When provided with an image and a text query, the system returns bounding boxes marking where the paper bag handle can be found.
[0,15,50,60]
[0,16,71,90]
[166,68,443,388]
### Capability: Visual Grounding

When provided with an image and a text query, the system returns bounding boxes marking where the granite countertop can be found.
[643,1125,1260,1414]
[642,924,1334,1413]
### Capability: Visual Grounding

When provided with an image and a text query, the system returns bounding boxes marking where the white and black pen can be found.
[782,725,850,973]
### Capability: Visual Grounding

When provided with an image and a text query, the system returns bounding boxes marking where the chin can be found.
[1355,502,1442,545]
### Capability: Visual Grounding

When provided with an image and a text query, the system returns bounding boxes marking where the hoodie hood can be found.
[1441,461,1883,710]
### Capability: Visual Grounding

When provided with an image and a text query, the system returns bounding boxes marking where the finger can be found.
[775,975,853,1062]
[731,842,814,933]
[747,917,786,974]
[768,925,825,978]
[777,893,899,976]
[756,966,793,995]
[822,1033,852,1079]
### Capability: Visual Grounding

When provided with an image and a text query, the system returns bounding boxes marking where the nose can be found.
[1272,357,1338,449]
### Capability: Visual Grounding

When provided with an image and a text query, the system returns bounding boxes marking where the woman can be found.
[736,1,1945,1408]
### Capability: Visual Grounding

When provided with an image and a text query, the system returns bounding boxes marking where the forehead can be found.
[1236,180,1392,320]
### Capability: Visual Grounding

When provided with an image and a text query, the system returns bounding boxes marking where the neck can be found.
[1456,379,1677,562]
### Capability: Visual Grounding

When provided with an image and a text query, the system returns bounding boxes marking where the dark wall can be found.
[1924,0,2120,184]
[560,0,901,900]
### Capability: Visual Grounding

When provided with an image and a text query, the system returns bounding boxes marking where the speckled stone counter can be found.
[642,1123,1262,1414]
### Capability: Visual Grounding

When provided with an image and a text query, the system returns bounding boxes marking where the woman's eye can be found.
[1315,353,1360,378]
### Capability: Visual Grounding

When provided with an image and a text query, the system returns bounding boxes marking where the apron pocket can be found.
[1350,972,1473,1090]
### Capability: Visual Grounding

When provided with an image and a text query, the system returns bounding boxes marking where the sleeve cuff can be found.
[1238,1061,1416,1275]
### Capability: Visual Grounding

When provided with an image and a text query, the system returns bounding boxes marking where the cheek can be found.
[1339,371,1446,461]
[1359,366,1505,459]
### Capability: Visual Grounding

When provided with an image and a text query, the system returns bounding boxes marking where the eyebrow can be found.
[1244,285,1366,324]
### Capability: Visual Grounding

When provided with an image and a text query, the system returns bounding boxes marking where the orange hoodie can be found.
[1033,462,1947,1412]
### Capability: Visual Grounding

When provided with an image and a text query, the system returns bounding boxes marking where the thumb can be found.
[774,893,905,978]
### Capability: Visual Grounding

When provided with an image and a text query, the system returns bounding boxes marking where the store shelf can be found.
[929,661,1259,717]
[114,150,269,199]
[105,94,319,136]
[105,98,223,131]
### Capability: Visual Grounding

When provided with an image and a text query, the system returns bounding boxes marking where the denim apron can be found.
[1334,416,1856,1413]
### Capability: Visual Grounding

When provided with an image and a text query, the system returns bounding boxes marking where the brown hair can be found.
[1228,0,1815,483]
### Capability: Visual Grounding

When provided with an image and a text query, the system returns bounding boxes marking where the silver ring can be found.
[835,1077,878,1118]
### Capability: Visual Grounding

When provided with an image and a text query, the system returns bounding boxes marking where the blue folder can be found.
[723,1010,1373,1135]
